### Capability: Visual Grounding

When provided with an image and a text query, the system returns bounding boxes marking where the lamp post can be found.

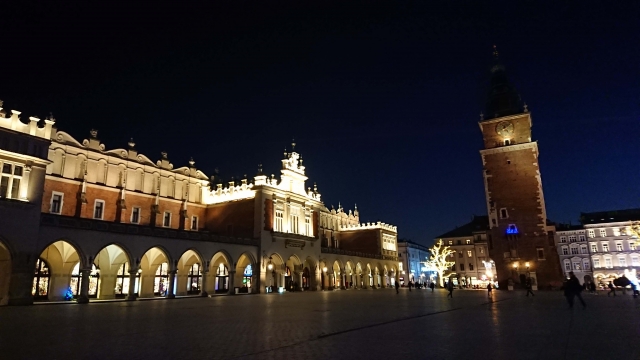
[267,256,274,292]
[512,262,519,278]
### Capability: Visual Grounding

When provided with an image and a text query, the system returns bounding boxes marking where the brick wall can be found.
[338,229,380,254]
[204,199,255,238]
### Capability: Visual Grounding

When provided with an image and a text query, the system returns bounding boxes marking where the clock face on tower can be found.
[496,121,514,137]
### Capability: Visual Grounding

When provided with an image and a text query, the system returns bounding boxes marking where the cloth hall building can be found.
[0,101,400,305]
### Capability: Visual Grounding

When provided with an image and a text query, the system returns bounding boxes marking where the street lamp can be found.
[267,256,273,271]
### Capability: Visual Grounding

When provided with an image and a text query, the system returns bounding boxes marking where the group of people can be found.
[394,280,436,294]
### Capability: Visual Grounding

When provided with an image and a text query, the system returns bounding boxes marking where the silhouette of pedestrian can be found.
[607,281,616,297]
[525,278,535,297]
[430,282,435,292]
[446,280,454,298]
[395,280,399,294]
[565,272,586,309]
[487,283,492,296]
[409,280,412,292]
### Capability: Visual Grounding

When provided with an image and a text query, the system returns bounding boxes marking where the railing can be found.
[40,213,259,246]
[321,247,398,261]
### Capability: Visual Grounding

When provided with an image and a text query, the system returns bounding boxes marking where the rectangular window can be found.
[131,207,140,224]
[466,239,471,244]
[479,248,485,254]
[564,261,571,271]
[305,217,310,236]
[560,236,567,243]
[632,257,639,266]
[591,244,597,253]
[467,250,472,257]
[588,229,595,238]
[469,263,474,271]
[460,263,465,271]
[500,208,508,219]
[573,262,581,270]
[583,259,590,270]
[616,243,623,252]
[619,257,626,266]
[580,246,588,254]
[458,252,463,258]
[578,235,585,242]
[275,210,283,232]
[448,240,453,245]
[457,240,461,245]
[600,229,607,237]
[0,163,22,199]
[562,247,568,255]
[93,200,105,220]
[630,242,636,251]
[568,235,577,243]
[163,212,171,227]
[536,248,545,260]
[571,247,578,255]
[290,207,300,234]
[191,216,198,231]
[605,258,612,268]
[50,192,63,214]
[602,243,609,252]
[593,258,600,268]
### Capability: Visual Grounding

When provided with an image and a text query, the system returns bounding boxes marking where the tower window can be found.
[500,208,508,219]
[507,160,511,164]
[504,139,510,146]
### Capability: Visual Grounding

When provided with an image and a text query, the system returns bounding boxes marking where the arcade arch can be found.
[302,257,316,290]
[139,247,171,298]
[35,240,82,301]
[265,253,284,291]
[332,260,342,289]
[235,252,255,294]
[211,251,232,294]
[285,255,303,291]
[345,261,354,289]
[176,249,203,296]
[93,244,131,299]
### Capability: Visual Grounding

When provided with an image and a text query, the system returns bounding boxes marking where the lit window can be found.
[591,244,597,253]
[448,240,453,245]
[290,207,300,234]
[275,210,283,232]
[573,262,581,270]
[163,212,171,227]
[0,163,23,199]
[562,247,568,255]
[479,248,485,254]
[466,239,471,244]
[604,258,612,268]
[560,236,567,243]
[467,250,472,257]
[632,257,639,266]
[600,229,607,237]
[568,235,577,243]
[593,258,600,268]
[613,228,621,236]
[583,259,590,270]
[50,192,64,214]
[191,216,198,231]
[619,257,626,266]
[616,243,623,252]
[536,248,545,260]
[630,242,636,251]
[602,243,609,252]
[578,235,585,242]
[305,217,310,236]
[131,207,140,224]
[93,200,105,220]
[588,229,595,238]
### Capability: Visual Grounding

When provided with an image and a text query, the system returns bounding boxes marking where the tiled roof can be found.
[435,215,489,239]
[580,208,640,224]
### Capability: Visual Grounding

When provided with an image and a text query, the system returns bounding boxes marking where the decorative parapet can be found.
[340,221,397,233]
[0,101,56,140]
[320,247,398,261]
[204,178,256,204]
[40,213,259,246]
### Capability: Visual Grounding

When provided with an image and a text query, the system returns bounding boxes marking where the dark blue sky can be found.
[4,2,639,246]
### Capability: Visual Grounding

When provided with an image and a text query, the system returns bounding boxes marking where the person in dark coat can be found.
[395,280,399,294]
[565,272,586,308]
[607,281,616,297]
[525,278,535,297]
[408,280,413,292]
[446,280,454,298]
[430,282,435,292]
[487,283,493,296]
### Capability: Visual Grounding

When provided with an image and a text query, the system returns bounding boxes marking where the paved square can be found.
[0,289,638,359]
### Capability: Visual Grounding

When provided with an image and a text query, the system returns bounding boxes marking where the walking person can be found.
[525,278,535,297]
[395,279,399,294]
[446,280,454,298]
[607,281,616,297]
[430,282,435,292]
[487,283,493,297]
[408,280,412,292]
[565,272,586,309]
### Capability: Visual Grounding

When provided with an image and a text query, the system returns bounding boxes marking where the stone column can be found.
[126,268,139,301]
[167,270,176,299]
[228,270,236,295]
[8,256,34,306]
[77,268,91,304]
[200,270,209,297]
[340,269,346,289]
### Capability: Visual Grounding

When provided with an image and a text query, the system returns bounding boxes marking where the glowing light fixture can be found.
[323,266,328,273]
[267,256,273,271]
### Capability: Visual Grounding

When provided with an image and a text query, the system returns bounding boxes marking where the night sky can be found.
[3,2,639,246]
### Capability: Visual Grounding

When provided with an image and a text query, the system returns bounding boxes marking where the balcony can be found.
[40,213,259,246]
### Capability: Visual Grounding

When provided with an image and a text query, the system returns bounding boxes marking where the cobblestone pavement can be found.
[0,289,638,360]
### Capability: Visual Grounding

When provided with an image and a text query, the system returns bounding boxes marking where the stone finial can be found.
[46,112,55,122]
[480,112,484,121]
[161,151,168,159]
[257,163,263,175]
[0,100,3,107]
[523,103,529,113]
[313,182,318,192]
[90,129,98,138]
[214,168,219,174]
[283,147,288,158]
[189,157,195,167]
[291,138,296,151]
[128,138,136,149]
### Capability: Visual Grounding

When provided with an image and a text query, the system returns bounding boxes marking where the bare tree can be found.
[630,221,640,239]
[423,239,456,287]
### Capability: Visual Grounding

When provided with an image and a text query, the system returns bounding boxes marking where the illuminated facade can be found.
[435,215,495,288]
[397,240,431,286]
[478,48,563,288]
[0,101,399,305]
[554,225,592,283]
